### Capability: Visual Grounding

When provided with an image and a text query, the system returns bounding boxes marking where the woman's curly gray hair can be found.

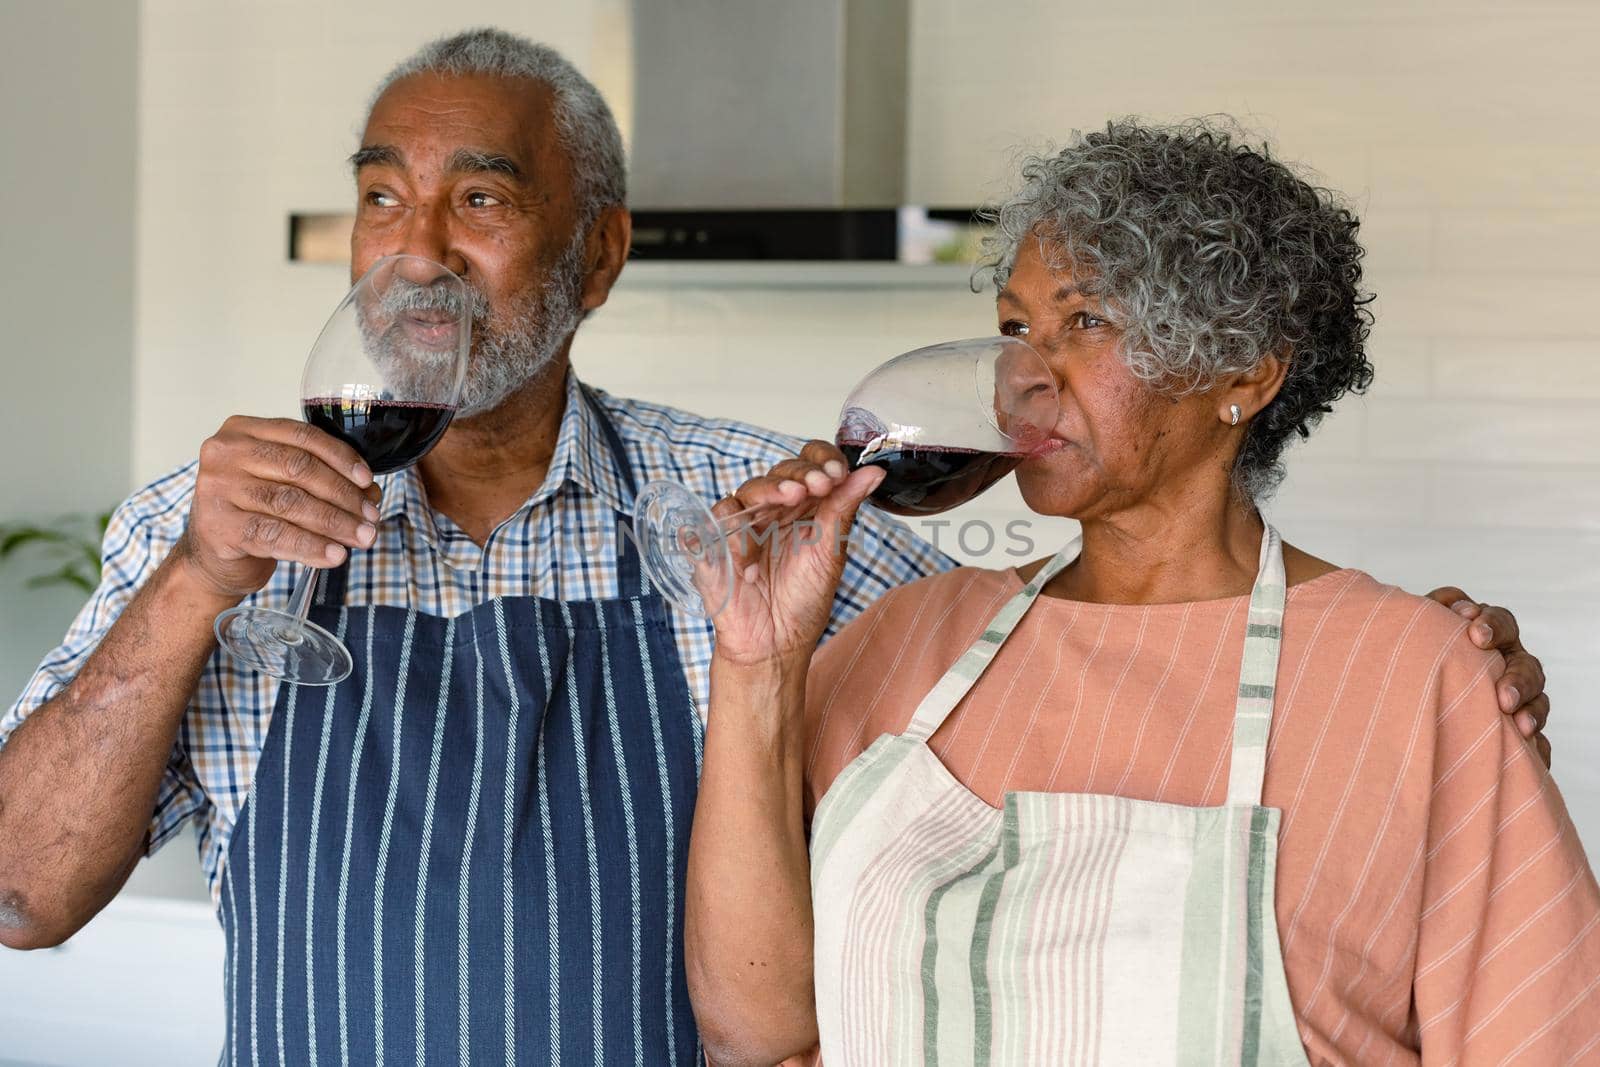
[979,118,1375,500]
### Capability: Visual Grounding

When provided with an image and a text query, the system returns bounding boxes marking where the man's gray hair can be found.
[370,27,627,228]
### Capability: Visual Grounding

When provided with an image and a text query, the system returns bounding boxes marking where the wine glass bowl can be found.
[215,255,472,685]
[300,256,470,474]
[834,335,1056,515]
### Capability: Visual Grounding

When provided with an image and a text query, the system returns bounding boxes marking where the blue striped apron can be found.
[217,386,704,1066]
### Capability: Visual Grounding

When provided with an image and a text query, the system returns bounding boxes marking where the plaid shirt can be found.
[1,372,953,903]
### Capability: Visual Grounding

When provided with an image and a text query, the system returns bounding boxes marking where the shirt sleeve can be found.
[0,467,208,856]
[1412,644,1600,1063]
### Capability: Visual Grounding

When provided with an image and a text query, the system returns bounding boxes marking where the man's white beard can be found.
[455,234,587,419]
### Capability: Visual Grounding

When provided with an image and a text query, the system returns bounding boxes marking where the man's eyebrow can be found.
[349,144,403,171]
[445,148,524,179]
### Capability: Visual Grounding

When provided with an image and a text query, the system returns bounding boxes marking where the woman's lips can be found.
[1017,435,1068,460]
[1017,438,1076,471]
[1024,437,1069,458]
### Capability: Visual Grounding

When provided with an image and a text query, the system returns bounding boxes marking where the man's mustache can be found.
[379,277,491,326]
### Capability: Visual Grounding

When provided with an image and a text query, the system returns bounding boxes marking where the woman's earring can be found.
[1229,404,1241,427]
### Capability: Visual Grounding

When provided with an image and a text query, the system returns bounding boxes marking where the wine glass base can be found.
[215,606,353,686]
[633,480,735,618]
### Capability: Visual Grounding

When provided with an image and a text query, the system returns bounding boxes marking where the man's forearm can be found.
[0,552,237,948]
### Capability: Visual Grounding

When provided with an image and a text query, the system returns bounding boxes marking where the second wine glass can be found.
[633,335,1060,617]
[214,254,472,685]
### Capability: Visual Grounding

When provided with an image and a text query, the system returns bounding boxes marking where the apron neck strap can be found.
[577,381,647,597]
[1223,522,1287,807]
[902,533,1083,742]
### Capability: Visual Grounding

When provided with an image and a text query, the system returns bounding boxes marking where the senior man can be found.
[0,27,1553,1066]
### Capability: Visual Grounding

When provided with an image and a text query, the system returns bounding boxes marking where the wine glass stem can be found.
[710,480,875,537]
[711,503,766,535]
[279,565,321,643]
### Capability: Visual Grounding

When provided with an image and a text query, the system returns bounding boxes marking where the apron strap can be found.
[902,534,1083,742]
[315,556,351,606]
[577,381,647,597]
[1224,522,1287,808]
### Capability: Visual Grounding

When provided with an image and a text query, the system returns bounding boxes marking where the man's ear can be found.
[579,205,632,315]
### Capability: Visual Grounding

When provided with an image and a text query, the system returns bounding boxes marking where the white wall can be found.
[0,4,137,713]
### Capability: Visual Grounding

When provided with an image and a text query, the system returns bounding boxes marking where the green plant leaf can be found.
[0,509,111,588]
[26,563,97,595]
[1,527,72,558]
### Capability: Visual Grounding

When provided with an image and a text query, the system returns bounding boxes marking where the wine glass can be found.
[214,254,471,685]
[633,335,1059,617]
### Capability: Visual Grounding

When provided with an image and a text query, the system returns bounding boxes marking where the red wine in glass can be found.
[835,441,1026,516]
[302,397,456,475]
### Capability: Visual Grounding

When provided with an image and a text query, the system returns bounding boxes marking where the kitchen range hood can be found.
[625,0,975,261]
[292,0,980,264]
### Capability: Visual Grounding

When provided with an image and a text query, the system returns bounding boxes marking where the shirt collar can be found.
[547,369,632,514]
[375,369,632,537]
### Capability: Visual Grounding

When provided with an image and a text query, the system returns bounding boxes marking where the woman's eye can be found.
[1000,319,1030,337]
[1072,311,1109,330]
[466,192,502,208]
[365,190,399,208]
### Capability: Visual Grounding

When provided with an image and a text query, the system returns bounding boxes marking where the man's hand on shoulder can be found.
[1427,586,1550,768]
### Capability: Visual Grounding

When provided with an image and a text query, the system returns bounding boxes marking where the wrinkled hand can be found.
[175,416,382,601]
[706,441,884,667]
[1427,586,1551,767]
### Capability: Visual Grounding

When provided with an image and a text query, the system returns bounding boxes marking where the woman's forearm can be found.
[685,655,819,1065]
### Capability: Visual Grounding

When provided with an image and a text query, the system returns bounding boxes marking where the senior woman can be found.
[684,120,1600,1066]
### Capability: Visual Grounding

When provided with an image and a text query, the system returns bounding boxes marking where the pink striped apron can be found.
[809,525,1311,1065]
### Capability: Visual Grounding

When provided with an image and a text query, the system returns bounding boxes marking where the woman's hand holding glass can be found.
[702,441,885,669]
